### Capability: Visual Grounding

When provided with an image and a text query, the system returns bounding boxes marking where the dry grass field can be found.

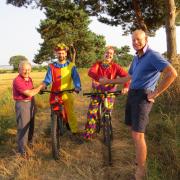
[0,69,179,180]
[0,72,46,99]
[0,70,136,180]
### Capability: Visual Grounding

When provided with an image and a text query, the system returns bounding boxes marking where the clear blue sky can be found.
[0,0,180,65]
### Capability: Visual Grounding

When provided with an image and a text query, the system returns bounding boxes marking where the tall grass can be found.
[0,71,46,146]
[147,71,180,179]
[0,88,16,144]
[0,70,179,179]
[0,87,15,116]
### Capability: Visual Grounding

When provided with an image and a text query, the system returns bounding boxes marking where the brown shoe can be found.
[68,132,84,144]
[18,152,29,160]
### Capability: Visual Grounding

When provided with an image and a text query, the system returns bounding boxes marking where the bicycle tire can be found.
[96,102,102,133]
[96,118,101,133]
[66,122,71,131]
[51,112,60,160]
[109,115,113,141]
[59,118,70,135]
[58,115,65,136]
[102,113,112,165]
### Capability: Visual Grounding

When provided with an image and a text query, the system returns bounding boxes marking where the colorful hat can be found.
[54,43,69,51]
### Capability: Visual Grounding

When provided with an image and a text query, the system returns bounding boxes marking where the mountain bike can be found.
[40,89,74,160]
[83,90,121,165]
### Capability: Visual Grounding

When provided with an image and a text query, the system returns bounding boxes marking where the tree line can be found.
[6,0,180,68]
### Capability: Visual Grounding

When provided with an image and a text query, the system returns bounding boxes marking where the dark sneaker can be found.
[18,151,29,160]
[69,133,84,144]
[28,141,34,149]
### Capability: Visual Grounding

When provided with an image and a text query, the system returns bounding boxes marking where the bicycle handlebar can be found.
[40,88,75,95]
[83,90,122,97]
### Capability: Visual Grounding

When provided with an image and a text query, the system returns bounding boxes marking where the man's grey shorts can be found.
[125,89,153,133]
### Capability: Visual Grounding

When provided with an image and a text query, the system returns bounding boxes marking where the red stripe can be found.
[49,64,62,104]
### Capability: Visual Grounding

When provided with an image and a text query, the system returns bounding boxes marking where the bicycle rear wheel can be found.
[96,118,101,133]
[51,112,61,160]
[102,113,113,165]
[109,116,113,141]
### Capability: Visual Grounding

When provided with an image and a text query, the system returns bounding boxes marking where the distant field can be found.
[0,68,89,92]
[0,71,46,92]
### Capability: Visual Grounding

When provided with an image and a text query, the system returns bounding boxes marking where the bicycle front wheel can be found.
[51,112,61,160]
[96,102,102,133]
[102,113,113,165]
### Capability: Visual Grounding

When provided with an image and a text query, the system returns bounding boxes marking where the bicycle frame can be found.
[96,96,112,133]
[84,90,121,125]
[83,90,121,165]
[40,88,74,160]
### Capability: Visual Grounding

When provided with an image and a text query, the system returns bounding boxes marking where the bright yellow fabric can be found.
[60,62,74,92]
[62,92,77,133]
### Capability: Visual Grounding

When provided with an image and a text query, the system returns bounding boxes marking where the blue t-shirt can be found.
[129,47,170,91]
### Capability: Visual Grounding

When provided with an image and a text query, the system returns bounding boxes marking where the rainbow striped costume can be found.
[83,61,129,139]
[43,60,81,133]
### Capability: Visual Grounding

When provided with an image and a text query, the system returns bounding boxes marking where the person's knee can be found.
[132,131,145,142]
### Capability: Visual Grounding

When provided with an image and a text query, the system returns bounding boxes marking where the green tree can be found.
[6,0,32,7]
[6,0,180,65]
[75,0,180,33]
[113,45,133,67]
[9,55,28,71]
[75,0,180,64]
[33,0,106,67]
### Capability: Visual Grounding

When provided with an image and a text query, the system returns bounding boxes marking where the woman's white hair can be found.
[18,60,31,70]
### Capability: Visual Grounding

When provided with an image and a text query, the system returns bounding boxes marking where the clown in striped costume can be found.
[43,43,81,134]
[83,46,129,140]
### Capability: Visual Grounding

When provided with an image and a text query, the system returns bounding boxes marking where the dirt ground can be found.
[0,71,136,180]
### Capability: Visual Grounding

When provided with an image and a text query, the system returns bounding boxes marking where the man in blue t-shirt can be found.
[99,29,177,179]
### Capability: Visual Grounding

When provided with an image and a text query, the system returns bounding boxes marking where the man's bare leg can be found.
[132,131,146,179]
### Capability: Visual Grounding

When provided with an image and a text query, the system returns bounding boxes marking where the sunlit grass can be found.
[0,69,179,179]
[147,70,180,180]
[0,70,134,179]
